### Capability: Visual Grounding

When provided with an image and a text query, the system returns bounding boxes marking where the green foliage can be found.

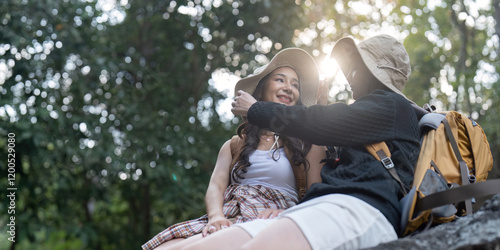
[1,0,498,249]
[0,0,309,249]
[13,230,84,250]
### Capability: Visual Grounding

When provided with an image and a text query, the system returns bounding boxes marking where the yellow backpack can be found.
[367,107,499,237]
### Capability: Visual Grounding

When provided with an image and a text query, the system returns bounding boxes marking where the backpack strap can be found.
[229,135,244,178]
[366,104,433,196]
[415,178,500,214]
[229,135,242,157]
[365,103,430,195]
[366,142,407,195]
[441,118,474,214]
[284,146,307,199]
[418,113,445,130]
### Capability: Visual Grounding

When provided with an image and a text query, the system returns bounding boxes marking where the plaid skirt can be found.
[142,184,298,250]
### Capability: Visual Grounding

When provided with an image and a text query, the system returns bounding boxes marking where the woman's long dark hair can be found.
[231,69,312,182]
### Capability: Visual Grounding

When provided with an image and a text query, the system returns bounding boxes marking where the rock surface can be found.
[369,194,500,250]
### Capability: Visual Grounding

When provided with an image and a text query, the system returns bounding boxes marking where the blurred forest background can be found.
[0,0,499,249]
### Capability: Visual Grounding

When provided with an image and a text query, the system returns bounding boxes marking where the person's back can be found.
[299,89,420,231]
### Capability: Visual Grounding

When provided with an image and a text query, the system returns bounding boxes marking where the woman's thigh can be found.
[241,217,311,250]
[156,234,204,250]
[154,237,186,250]
[181,227,252,250]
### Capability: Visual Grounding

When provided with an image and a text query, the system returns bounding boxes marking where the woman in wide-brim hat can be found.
[142,48,325,250]
[234,47,320,107]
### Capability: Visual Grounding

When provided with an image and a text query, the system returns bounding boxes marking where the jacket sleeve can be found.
[247,90,418,146]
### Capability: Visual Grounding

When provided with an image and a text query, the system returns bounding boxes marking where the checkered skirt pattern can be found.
[142,184,297,249]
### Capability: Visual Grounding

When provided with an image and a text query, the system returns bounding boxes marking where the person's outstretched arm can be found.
[234,90,415,147]
[202,140,233,236]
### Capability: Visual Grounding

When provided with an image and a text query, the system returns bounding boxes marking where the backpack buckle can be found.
[423,103,436,113]
[381,157,395,169]
[469,174,476,184]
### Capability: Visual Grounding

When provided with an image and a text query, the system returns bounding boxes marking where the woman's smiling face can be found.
[260,67,300,106]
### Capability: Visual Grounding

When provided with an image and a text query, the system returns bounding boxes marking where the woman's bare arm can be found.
[202,140,233,236]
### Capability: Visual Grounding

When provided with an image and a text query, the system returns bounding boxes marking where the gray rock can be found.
[369,194,500,250]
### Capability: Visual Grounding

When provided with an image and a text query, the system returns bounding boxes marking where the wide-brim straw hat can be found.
[331,35,413,103]
[234,48,319,107]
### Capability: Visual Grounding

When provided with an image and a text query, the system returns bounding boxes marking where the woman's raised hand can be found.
[231,90,257,117]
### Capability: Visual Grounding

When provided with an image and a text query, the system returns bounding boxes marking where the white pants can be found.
[235,194,397,250]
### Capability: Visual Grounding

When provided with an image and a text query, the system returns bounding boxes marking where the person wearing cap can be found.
[180,35,420,249]
[142,48,326,250]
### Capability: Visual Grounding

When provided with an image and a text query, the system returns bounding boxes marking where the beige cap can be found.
[332,35,412,102]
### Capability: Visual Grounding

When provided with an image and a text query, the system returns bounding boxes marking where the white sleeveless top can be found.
[231,148,298,199]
